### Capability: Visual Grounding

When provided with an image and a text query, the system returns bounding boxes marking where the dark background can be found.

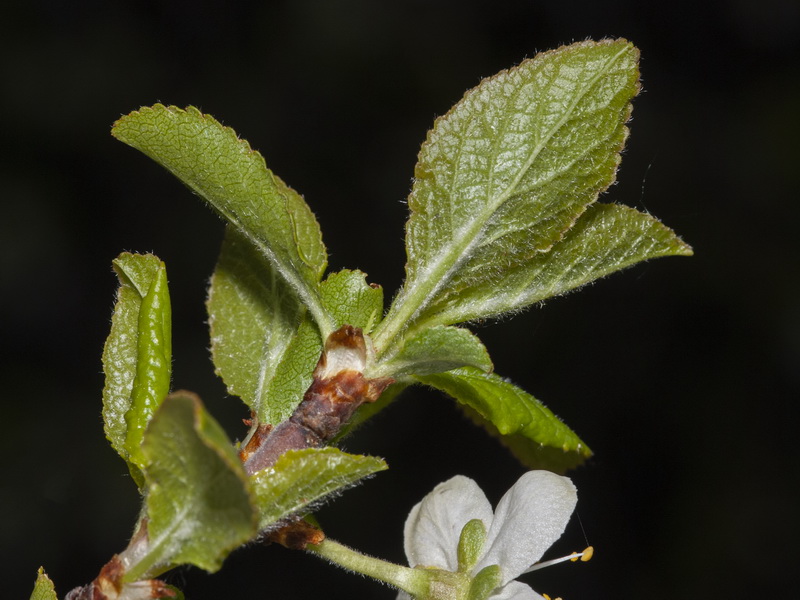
[3,1,798,598]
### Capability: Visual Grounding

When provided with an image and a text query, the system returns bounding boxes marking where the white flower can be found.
[399,471,578,600]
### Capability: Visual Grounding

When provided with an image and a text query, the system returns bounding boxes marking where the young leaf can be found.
[208,226,318,424]
[415,367,591,470]
[320,269,384,333]
[30,567,58,600]
[102,253,171,487]
[256,317,322,425]
[255,270,387,424]
[126,392,257,580]
[420,202,693,326]
[250,447,387,531]
[112,105,332,336]
[375,39,640,350]
[369,325,493,378]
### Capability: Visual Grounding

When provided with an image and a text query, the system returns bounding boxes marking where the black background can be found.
[3,1,799,598]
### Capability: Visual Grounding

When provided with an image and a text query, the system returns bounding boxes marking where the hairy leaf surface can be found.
[102,253,171,487]
[112,105,331,334]
[320,269,384,333]
[376,39,640,349]
[421,202,693,325]
[128,392,257,580]
[251,447,387,530]
[370,325,492,378]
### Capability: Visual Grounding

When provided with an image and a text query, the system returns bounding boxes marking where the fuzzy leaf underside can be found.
[111,104,331,334]
[29,568,58,600]
[251,447,387,531]
[378,39,640,346]
[371,325,493,378]
[422,202,693,325]
[130,392,257,580]
[102,253,171,486]
[415,367,591,469]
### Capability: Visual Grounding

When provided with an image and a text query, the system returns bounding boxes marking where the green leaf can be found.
[208,226,318,424]
[126,392,257,580]
[209,260,387,424]
[421,202,693,325]
[112,105,332,335]
[320,269,384,333]
[375,39,640,350]
[257,316,322,425]
[370,325,492,378]
[29,567,58,600]
[250,447,387,530]
[102,253,172,487]
[415,367,591,472]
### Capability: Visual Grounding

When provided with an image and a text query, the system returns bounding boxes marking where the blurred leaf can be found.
[423,202,693,325]
[126,392,257,580]
[371,325,492,378]
[375,39,640,350]
[29,568,57,600]
[415,368,591,470]
[320,269,384,333]
[251,447,387,531]
[102,253,171,487]
[112,105,332,335]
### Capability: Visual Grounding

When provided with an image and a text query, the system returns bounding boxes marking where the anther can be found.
[523,546,594,574]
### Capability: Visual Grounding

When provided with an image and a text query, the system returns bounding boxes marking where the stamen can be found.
[523,546,594,573]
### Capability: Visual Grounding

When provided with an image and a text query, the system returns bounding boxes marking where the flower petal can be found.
[404,475,493,571]
[476,471,577,583]
[490,580,546,600]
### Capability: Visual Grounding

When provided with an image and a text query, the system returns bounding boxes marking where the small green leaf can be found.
[251,447,387,531]
[320,269,384,333]
[421,202,693,326]
[370,325,492,378]
[126,392,257,580]
[112,105,332,335]
[102,253,172,487]
[29,567,58,600]
[415,368,591,472]
[375,39,641,351]
[208,226,316,423]
[258,316,322,425]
